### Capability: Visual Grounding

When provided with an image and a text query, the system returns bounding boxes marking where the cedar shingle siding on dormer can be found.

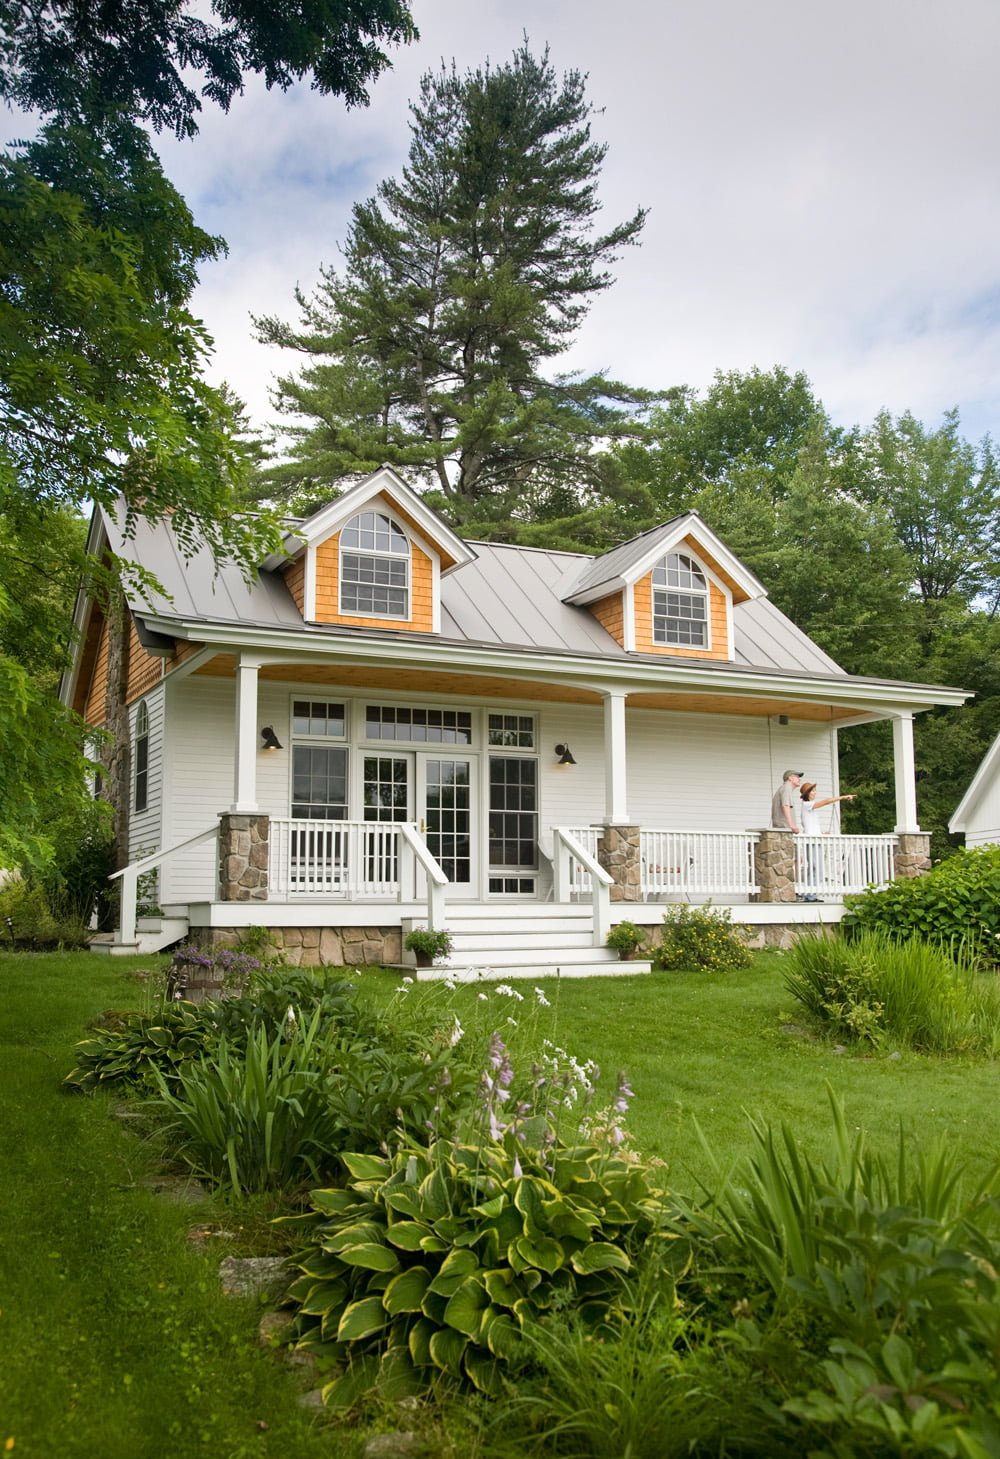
[590,589,626,647]
[311,530,434,631]
[632,571,730,659]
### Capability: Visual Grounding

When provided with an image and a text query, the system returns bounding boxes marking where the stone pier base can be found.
[753,829,797,903]
[894,832,932,880]
[217,813,270,902]
[597,824,641,902]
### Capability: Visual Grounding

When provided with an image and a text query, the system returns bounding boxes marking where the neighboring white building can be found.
[61,467,969,971]
[949,733,1000,848]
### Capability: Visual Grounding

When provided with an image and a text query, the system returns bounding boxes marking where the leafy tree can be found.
[613,366,831,517]
[856,409,1000,614]
[0,0,416,137]
[0,121,278,565]
[256,42,652,524]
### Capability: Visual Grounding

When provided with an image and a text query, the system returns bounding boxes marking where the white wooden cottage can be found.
[949,733,1000,848]
[62,467,967,976]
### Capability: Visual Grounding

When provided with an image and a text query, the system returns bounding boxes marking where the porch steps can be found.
[403,908,653,982]
[90,915,189,957]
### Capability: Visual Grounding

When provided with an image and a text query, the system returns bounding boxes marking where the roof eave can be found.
[141,615,971,715]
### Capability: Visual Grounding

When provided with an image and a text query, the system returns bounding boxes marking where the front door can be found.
[417,754,477,897]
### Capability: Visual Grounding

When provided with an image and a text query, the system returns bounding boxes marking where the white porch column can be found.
[231,655,261,812]
[891,712,920,833]
[602,689,629,824]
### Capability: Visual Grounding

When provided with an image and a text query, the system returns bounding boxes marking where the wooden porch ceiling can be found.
[191,653,860,721]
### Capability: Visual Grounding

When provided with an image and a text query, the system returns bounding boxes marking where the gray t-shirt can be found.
[771,781,797,829]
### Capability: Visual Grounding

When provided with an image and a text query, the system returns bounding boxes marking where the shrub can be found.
[0,874,90,949]
[64,968,362,1093]
[842,845,1000,963]
[785,932,1000,1054]
[653,905,751,972]
[687,1092,1000,1457]
[606,920,646,957]
[279,1133,679,1406]
[153,1013,353,1192]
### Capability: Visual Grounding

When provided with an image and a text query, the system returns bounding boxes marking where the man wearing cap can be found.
[771,769,804,833]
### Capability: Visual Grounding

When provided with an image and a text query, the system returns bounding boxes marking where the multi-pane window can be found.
[292,700,346,738]
[488,757,538,876]
[362,756,410,821]
[133,701,149,813]
[652,552,709,648]
[487,712,535,748]
[291,746,348,819]
[365,705,473,744]
[340,510,409,618]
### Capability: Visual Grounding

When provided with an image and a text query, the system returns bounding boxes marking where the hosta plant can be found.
[279,1135,682,1407]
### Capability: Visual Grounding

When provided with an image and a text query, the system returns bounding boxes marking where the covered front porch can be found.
[104,645,942,968]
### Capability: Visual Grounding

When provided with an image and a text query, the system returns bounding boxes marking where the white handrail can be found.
[398,821,448,931]
[110,824,218,947]
[553,826,612,947]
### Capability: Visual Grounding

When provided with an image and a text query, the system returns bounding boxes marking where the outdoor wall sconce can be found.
[554,743,576,765]
[260,725,283,751]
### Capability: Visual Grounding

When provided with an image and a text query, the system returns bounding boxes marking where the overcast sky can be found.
[155,0,1000,446]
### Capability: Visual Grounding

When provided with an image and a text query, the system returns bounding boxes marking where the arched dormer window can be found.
[339,510,409,618]
[651,552,709,648]
[134,701,149,812]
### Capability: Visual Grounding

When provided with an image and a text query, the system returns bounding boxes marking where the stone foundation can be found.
[597,824,641,902]
[217,813,270,901]
[753,829,797,903]
[894,832,932,880]
[188,925,402,970]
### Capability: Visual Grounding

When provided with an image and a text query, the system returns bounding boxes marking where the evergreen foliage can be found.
[0,0,416,137]
[255,42,653,523]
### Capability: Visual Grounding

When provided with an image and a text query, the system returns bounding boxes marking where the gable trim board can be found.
[950,731,1000,838]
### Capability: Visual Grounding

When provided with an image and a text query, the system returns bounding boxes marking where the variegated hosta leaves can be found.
[280,1138,684,1406]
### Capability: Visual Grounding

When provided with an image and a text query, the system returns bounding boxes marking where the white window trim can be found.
[652,551,712,651]
[337,508,411,621]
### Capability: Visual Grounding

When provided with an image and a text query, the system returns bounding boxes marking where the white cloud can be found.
[153,0,1000,443]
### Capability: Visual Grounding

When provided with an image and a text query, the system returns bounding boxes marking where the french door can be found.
[363,751,477,897]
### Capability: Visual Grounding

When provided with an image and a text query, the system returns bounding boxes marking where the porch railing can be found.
[270,818,404,899]
[641,830,760,899]
[110,824,218,947]
[794,834,897,898]
[551,827,612,946]
[269,817,449,929]
[561,827,897,901]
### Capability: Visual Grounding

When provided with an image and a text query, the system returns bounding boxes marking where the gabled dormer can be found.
[562,512,766,661]
[270,467,477,633]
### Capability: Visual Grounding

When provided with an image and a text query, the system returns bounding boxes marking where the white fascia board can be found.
[139,616,971,717]
[296,466,476,572]
[950,731,1000,832]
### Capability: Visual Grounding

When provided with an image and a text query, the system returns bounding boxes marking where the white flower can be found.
[495,983,515,997]
[285,1005,296,1024]
[534,987,551,1007]
[506,1016,518,1027]
[477,992,489,1002]
[449,1016,464,1046]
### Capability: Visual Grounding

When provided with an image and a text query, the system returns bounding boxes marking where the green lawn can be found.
[3,949,998,1456]
[0,952,348,1459]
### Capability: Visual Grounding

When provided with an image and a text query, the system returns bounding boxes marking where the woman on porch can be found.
[799,782,856,900]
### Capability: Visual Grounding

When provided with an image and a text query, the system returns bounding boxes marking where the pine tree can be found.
[255,42,653,524]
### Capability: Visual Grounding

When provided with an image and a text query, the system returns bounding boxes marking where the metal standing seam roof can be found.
[104,506,846,679]
[563,515,691,599]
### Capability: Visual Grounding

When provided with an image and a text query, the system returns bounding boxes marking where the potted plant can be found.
[606,920,645,961]
[404,926,453,968]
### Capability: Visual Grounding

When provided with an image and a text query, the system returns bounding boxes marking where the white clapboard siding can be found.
[127,684,164,872]
[963,770,1000,847]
